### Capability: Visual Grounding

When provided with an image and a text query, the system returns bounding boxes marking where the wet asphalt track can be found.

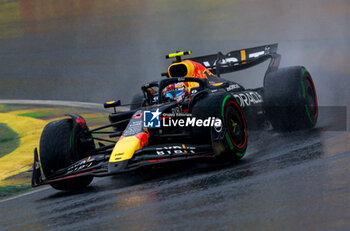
[1,0,350,230]
[1,129,350,230]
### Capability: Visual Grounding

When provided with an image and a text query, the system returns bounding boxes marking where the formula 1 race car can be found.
[32,44,318,190]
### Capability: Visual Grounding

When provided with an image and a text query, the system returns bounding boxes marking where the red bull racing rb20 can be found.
[31,44,318,190]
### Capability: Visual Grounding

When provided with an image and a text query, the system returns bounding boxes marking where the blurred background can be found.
[0,0,349,106]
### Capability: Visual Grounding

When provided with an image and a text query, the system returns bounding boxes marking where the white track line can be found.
[0,99,128,111]
[0,186,50,203]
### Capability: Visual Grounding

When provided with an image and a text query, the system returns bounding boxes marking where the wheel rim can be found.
[225,102,247,149]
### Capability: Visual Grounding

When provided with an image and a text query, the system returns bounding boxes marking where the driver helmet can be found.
[163,82,188,102]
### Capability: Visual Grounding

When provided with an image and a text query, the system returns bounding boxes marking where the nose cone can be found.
[109,136,143,163]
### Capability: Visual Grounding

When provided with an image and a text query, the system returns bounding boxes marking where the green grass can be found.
[19,111,53,118]
[0,185,32,198]
[0,123,20,158]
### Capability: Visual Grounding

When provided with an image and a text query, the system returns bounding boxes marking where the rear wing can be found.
[187,43,281,76]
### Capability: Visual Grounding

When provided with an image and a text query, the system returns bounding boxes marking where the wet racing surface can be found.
[0,0,350,230]
[1,129,350,230]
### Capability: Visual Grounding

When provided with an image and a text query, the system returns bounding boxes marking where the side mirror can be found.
[104,100,121,112]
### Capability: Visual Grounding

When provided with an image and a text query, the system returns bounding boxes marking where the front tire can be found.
[39,119,93,190]
[192,92,247,161]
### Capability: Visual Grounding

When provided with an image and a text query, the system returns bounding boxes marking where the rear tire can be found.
[39,119,93,190]
[264,66,318,131]
[192,92,247,161]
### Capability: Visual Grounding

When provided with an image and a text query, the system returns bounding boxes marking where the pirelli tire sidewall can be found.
[191,92,247,160]
[39,119,75,177]
[39,119,93,190]
[264,66,318,131]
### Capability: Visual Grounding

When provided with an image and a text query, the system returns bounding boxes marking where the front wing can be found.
[32,143,215,187]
